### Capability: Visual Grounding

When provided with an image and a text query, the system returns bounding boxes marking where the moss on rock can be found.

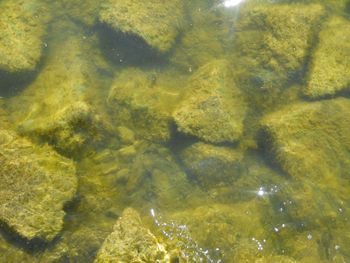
[179,142,243,189]
[174,59,247,143]
[170,2,232,71]
[7,24,112,156]
[305,16,350,98]
[108,68,181,143]
[94,207,169,263]
[236,3,325,75]
[261,98,350,183]
[99,0,184,52]
[57,0,101,26]
[0,0,51,73]
[0,129,77,241]
[113,141,195,210]
[234,3,325,110]
[166,201,269,261]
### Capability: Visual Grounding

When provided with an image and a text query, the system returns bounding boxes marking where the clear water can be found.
[0,0,350,262]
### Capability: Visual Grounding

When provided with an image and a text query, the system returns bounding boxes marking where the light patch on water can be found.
[150,208,223,263]
[222,0,245,8]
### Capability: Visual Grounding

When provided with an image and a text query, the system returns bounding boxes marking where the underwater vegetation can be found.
[0,0,350,262]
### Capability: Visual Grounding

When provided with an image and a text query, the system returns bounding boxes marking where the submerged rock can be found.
[305,16,350,98]
[170,1,232,70]
[236,3,325,76]
[174,59,247,143]
[234,3,325,109]
[179,142,243,189]
[261,98,350,182]
[0,129,77,241]
[0,0,51,73]
[94,207,169,263]
[18,101,102,155]
[114,142,195,209]
[108,68,181,143]
[166,201,268,261]
[7,23,112,156]
[57,0,101,26]
[99,0,184,52]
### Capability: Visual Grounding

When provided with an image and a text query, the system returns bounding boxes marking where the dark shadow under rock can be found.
[0,70,38,98]
[96,23,167,67]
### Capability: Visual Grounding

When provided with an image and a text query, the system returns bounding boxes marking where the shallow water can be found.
[0,0,350,262]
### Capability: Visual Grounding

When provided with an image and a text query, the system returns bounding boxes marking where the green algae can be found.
[94,208,170,263]
[0,0,349,262]
[107,68,182,143]
[305,16,350,98]
[99,0,185,52]
[0,129,77,242]
[0,0,51,73]
[174,59,247,144]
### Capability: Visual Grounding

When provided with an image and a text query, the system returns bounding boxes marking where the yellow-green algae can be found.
[94,208,170,263]
[233,2,325,110]
[0,129,77,241]
[0,0,350,262]
[0,0,51,73]
[305,16,350,98]
[7,20,113,157]
[170,1,234,71]
[107,68,183,143]
[99,0,185,52]
[56,0,101,26]
[174,59,247,144]
[261,98,350,183]
[179,142,243,189]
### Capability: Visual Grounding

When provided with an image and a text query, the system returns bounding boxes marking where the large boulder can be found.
[304,16,350,98]
[233,3,325,109]
[0,129,77,241]
[0,0,51,73]
[261,98,350,182]
[236,3,325,77]
[173,59,247,144]
[99,0,184,52]
[107,68,182,143]
[94,207,169,263]
[179,142,243,188]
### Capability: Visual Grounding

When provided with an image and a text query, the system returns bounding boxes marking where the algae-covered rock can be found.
[94,207,169,263]
[233,240,297,263]
[8,23,112,156]
[165,201,268,261]
[0,129,77,241]
[261,98,350,182]
[108,68,181,143]
[99,0,184,52]
[305,16,350,98]
[236,3,325,75]
[234,3,325,110]
[41,140,196,262]
[170,1,232,70]
[0,234,38,263]
[268,176,350,236]
[114,142,195,209]
[0,102,10,130]
[0,0,51,73]
[179,142,243,188]
[19,101,102,155]
[174,59,247,143]
[57,0,101,26]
